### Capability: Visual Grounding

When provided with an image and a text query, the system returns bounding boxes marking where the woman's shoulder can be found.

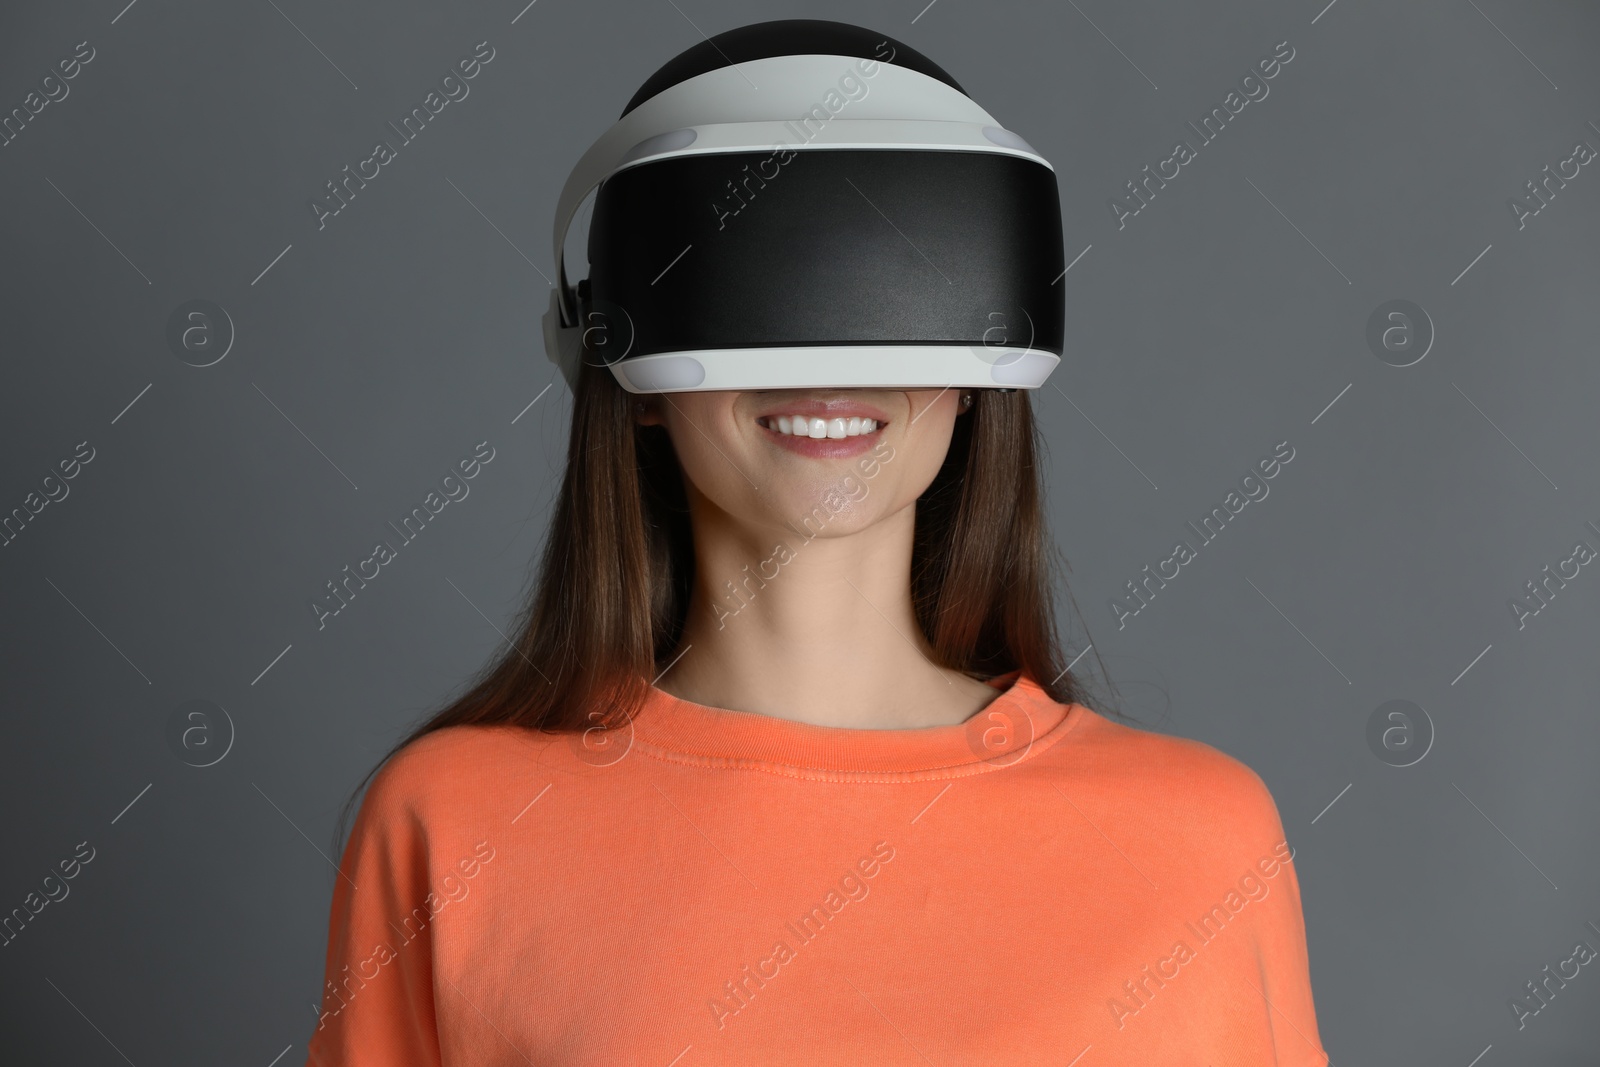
[356,721,551,823]
[1058,704,1289,836]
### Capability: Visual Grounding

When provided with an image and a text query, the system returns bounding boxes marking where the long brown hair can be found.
[331,354,1118,851]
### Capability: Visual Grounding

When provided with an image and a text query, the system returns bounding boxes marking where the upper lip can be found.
[756,398,891,424]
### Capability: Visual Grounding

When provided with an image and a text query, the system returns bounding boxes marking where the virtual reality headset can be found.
[542,20,1066,395]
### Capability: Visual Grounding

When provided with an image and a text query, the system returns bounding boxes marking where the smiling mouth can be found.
[756,414,886,440]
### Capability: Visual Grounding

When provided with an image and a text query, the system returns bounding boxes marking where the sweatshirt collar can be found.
[629,669,1083,781]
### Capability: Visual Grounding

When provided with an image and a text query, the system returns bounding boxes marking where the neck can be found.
[659,497,988,730]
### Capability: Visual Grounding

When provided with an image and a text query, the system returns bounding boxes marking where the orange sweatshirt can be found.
[304,669,1330,1066]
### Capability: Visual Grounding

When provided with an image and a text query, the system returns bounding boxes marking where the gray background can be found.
[2,0,1598,1062]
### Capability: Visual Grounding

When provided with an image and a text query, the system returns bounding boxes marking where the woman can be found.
[305,20,1328,1067]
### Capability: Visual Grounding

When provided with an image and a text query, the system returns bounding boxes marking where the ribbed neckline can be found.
[629,668,1085,781]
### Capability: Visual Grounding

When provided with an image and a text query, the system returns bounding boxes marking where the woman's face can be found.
[637,388,965,539]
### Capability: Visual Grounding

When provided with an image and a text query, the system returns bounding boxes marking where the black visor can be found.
[580,149,1064,390]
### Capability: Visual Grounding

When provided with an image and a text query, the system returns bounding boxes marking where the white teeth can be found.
[768,415,879,438]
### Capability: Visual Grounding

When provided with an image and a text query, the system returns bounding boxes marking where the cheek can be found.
[882,408,957,503]
[899,391,960,456]
[675,440,751,514]
[662,400,773,519]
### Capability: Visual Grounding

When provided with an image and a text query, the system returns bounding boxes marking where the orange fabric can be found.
[305,670,1330,1066]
